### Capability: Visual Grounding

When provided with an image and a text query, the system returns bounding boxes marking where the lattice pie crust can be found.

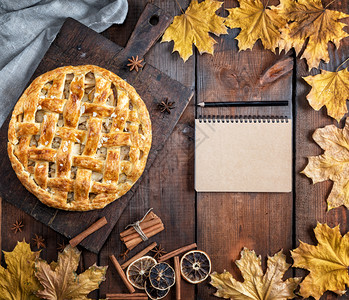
[8,65,152,211]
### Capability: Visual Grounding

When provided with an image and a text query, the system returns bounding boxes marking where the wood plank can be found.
[0,197,1,262]
[0,4,193,254]
[295,1,349,299]
[99,1,196,299]
[0,1,194,298]
[196,1,293,299]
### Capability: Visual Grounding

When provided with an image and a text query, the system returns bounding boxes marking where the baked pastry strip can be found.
[8,65,152,211]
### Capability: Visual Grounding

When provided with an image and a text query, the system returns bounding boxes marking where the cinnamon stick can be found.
[106,294,147,300]
[158,243,197,262]
[120,219,162,242]
[120,212,159,238]
[122,222,163,243]
[174,256,181,300]
[109,255,135,294]
[69,217,107,248]
[121,242,157,269]
[125,223,164,250]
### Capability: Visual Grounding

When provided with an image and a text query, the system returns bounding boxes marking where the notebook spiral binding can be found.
[198,115,289,123]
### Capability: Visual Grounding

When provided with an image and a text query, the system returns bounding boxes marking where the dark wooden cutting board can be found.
[0,3,193,253]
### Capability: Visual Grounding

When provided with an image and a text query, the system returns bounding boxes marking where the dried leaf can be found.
[0,241,41,299]
[260,57,293,85]
[302,118,349,210]
[35,245,107,299]
[210,248,300,299]
[225,0,286,53]
[291,223,349,299]
[276,0,349,70]
[303,68,349,122]
[161,0,227,62]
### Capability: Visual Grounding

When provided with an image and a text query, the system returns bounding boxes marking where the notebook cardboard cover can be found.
[195,118,292,192]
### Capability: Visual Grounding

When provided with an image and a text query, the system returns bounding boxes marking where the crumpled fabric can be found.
[0,0,128,126]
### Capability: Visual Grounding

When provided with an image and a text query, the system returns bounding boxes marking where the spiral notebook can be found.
[195,116,292,192]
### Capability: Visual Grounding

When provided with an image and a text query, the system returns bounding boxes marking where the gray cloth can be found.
[0,0,128,126]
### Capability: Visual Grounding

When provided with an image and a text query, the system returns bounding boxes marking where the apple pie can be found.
[8,65,152,211]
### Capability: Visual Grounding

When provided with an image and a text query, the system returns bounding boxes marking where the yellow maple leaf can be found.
[303,68,349,122]
[0,240,41,299]
[210,248,300,299]
[276,0,349,70]
[225,0,286,53]
[302,118,349,210]
[292,223,349,299]
[304,67,349,121]
[35,245,107,299]
[161,0,227,62]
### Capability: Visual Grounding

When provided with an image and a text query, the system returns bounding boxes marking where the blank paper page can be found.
[195,119,292,192]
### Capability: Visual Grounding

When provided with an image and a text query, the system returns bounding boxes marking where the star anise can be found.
[11,220,24,233]
[158,98,176,114]
[127,55,144,72]
[151,245,167,260]
[57,242,66,252]
[32,234,46,249]
[119,249,130,261]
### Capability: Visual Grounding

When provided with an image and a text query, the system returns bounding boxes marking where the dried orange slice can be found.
[145,279,169,300]
[180,250,211,284]
[149,262,175,290]
[126,256,157,289]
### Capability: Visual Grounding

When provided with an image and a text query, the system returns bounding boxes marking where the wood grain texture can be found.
[295,1,349,299]
[99,1,195,298]
[0,4,193,254]
[1,0,349,299]
[196,1,293,299]
[0,198,2,261]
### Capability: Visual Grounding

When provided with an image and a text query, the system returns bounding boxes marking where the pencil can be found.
[197,101,288,107]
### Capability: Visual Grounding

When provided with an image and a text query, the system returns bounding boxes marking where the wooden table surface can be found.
[1,0,349,299]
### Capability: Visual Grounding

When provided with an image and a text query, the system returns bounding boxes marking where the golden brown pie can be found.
[8,65,152,211]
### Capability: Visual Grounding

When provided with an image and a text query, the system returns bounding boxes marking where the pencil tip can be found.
[197,102,204,107]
